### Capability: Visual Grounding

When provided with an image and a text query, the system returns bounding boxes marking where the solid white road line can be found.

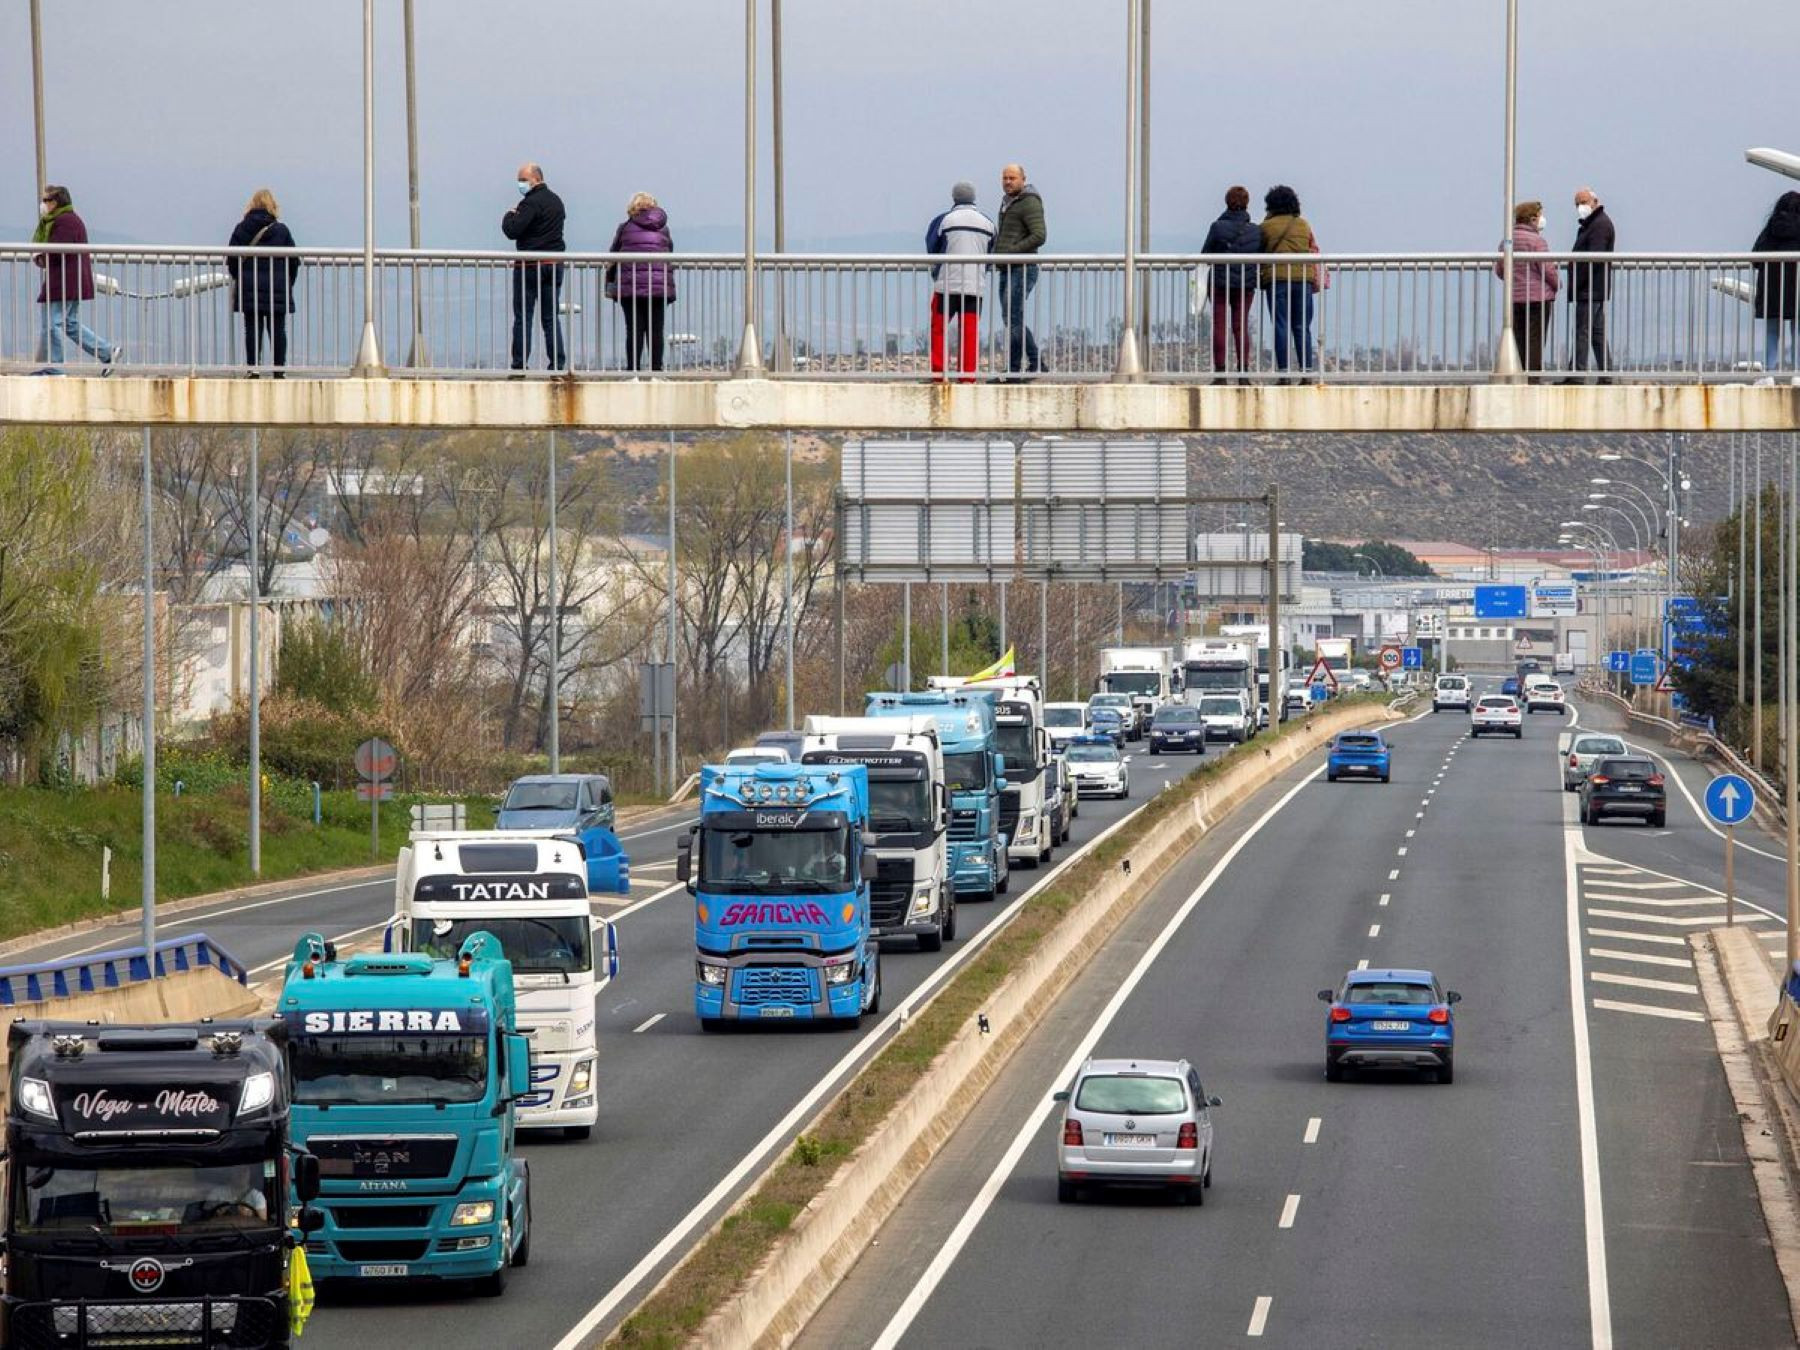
[1303,1117,1321,1144]
[1585,927,1688,947]
[1247,1296,1273,1337]
[632,1013,665,1034]
[1584,892,1727,908]
[1592,997,1706,1023]
[1581,878,1689,890]
[1278,1194,1301,1229]
[1587,947,1695,970]
[1586,908,1764,927]
[1592,970,1700,996]
[868,767,1325,1350]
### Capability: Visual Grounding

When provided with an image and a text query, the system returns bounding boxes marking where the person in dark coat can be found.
[995,163,1047,376]
[607,193,675,372]
[1201,185,1262,378]
[1567,188,1614,380]
[502,162,568,372]
[31,184,119,371]
[1753,191,1800,384]
[226,189,301,375]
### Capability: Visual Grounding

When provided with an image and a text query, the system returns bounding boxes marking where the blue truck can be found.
[679,760,882,1029]
[866,691,1010,902]
[278,930,533,1295]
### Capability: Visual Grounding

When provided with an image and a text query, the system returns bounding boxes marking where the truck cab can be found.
[279,931,533,1295]
[1180,639,1258,735]
[956,676,1055,871]
[1096,647,1174,734]
[392,831,619,1140]
[3,1018,317,1349]
[866,691,1010,902]
[681,761,882,1027]
[801,715,953,951]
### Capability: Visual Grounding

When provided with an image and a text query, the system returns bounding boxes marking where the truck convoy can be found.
[392,831,620,1139]
[867,690,1010,902]
[1178,638,1258,732]
[279,930,534,1295]
[1221,623,1290,724]
[681,760,883,1027]
[937,675,1055,872]
[3,1017,320,1348]
[802,714,953,950]
[1095,647,1174,729]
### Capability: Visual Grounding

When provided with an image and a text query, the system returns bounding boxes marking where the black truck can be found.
[2,1019,320,1349]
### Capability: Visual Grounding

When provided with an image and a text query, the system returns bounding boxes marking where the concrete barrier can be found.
[647,700,1397,1349]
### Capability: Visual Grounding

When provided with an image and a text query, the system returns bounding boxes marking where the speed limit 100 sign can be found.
[1378,647,1401,670]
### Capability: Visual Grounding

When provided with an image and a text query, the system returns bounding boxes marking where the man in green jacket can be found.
[995,164,1046,376]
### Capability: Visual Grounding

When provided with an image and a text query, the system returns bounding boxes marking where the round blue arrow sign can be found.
[1704,773,1755,826]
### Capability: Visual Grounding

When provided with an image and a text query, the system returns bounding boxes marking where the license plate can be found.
[359,1264,410,1278]
[1103,1133,1157,1148]
[1371,1020,1411,1031]
[759,1006,796,1018]
[1617,784,1640,792]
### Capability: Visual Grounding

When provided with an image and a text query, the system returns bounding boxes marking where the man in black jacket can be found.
[503,162,568,372]
[1568,188,1614,380]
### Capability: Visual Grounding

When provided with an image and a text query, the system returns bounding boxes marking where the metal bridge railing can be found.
[4,243,1799,384]
[0,932,250,1006]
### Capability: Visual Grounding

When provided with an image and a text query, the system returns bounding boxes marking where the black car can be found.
[1579,755,1667,827]
[1044,758,1071,845]
[1148,703,1207,754]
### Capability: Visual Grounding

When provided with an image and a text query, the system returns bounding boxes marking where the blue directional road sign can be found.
[1704,773,1755,826]
[1630,651,1659,686]
[1474,585,1529,620]
[1608,650,1630,673]
[1401,646,1423,669]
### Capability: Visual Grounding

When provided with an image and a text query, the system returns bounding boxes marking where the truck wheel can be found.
[865,959,883,1016]
[700,1017,728,1034]
[996,868,1010,895]
[564,1124,592,1141]
[512,1190,533,1267]
[478,1218,512,1297]
[917,924,944,953]
[942,892,958,941]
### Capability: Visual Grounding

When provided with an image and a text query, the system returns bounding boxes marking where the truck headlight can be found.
[238,1071,275,1116]
[568,1060,594,1096]
[910,885,937,915]
[696,960,727,986]
[450,1200,495,1227]
[1019,810,1036,829]
[823,957,857,986]
[18,1077,53,1120]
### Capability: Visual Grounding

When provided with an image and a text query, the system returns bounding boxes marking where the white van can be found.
[1433,674,1471,712]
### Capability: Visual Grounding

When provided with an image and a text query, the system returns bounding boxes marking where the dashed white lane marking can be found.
[631,1013,665,1034]
[1420,798,1430,807]
[1379,893,1391,907]
[1405,828,1416,838]
[1396,847,1408,857]
[1415,812,1425,820]
[1586,927,1687,946]
[1303,1117,1321,1144]
[1278,1194,1301,1229]
[1592,970,1701,996]
[1592,997,1706,1023]
[1356,958,1370,970]
[1388,869,1400,881]
[1588,947,1695,970]
[1368,924,1381,938]
[1247,1296,1273,1337]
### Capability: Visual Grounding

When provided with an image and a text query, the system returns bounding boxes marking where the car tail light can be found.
[1428,1007,1450,1024]
[1062,1119,1084,1146]
[1569,754,1579,767]
[1330,1005,1352,1023]
[1176,1122,1199,1150]
[1647,774,1665,787]
[1588,775,1609,786]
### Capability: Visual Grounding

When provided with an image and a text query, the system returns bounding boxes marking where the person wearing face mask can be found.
[501,162,568,373]
[1494,200,1558,373]
[1567,189,1614,381]
[31,185,120,373]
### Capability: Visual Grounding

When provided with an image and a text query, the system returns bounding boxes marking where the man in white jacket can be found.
[926,182,995,382]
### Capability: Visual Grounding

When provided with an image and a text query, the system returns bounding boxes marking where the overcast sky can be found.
[4,0,1795,253]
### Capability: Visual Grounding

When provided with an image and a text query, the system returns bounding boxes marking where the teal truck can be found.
[866,691,1010,902]
[278,931,533,1295]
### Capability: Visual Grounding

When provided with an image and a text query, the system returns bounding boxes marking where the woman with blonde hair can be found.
[605,191,675,372]
[226,188,301,374]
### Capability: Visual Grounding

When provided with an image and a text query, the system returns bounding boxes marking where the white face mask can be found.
[1534,216,1546,231]
[1577,203,1594,221]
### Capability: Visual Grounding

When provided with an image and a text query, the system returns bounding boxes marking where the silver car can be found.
[1054,1057,1219,1204]
[1563,732,1627,791]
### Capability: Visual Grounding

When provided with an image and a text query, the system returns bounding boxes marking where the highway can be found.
[4,743,1206,1346]
[794,686,1794,1350]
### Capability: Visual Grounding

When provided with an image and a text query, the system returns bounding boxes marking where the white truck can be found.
[1096,647,1175,729]
[932,674,1056,869]
[391,829,619,1139]
[1315,636,1355,681]
[1221,623,1291,724]
[801,714,954,950]
[1179,638,1258,733]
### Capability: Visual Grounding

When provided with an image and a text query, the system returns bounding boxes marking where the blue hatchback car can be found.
[1318,968,1461,1083]
[1327,730,1391,783]
[1500,676,1520,696]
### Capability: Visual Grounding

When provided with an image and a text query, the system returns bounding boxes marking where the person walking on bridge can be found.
[31,185,119,374]
[1202,186,1262,379]
[227,189,301,376]
[1752,192,1800,386]
[502,162,568,373]
[1259,185,1316,377]
[926,181,995,382]
[994,164,1046,378]
[1496,200,1558,374]
[1566,188,1614,381]
[606,192,675,373]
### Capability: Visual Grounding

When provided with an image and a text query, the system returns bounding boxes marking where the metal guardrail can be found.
[0,932,249,1006]
[5,243,1800,384]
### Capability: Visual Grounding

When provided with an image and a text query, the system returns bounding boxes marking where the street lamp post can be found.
[737,0,763,374]
[29,0,47,195]
[546,429,559,773]
[353,0,383,374]
[402,0,427,366]
[1585,499,1646,647]
[140,428,157,961]
[1117,0,1144,381]
[1494,0,1523,382]
[247,429,261,877]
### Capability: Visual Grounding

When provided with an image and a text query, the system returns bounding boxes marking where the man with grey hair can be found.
[926,181,995,381]
[1567,187,1614,380]
[502,161,567,373]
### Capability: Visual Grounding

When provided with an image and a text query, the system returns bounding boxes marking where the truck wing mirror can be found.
[860,850,880,883]
[597,919,621,979]
[676,832,694,884]
[992,752,1005,779]
[505,1033,532,1100]
[294,1151,321,1202]
[299,1207,326,1235]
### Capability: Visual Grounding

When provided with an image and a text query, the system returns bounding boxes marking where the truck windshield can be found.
[15,1162,275,1233]
[700,826,852,892]
[412,916,591,976]
[993,723,1034,771]
[290,1034,489,1106]
[502,782,577,811]
[1103,672,1161,697]
[1185,667,1246,692]
[868,779,931,832]
[942,752,990,793]
[1043,707,1085,728]
[1201,698,1244,717]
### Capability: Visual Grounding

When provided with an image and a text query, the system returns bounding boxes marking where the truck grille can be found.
[10,1297,282,1350]
[334,1239,432,1262]
[948,809,981,842]
[998,791,1020,841]
[330,1204,434,1229]
[733,965,819,1006]
[870,855,915,928]
[310,1135,457,1181]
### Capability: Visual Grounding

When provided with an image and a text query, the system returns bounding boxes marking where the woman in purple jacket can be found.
[32,185,120,372]
[1494,200,1559,373]
[607,193,675,372]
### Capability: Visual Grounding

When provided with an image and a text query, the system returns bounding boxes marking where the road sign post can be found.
[1705,774,1756,926]
[355,737,398,861]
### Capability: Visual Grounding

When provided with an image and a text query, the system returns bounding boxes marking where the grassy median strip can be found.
[611,697,1390,1348]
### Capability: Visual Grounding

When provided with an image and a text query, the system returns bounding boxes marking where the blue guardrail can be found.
[0,933,250,1007]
